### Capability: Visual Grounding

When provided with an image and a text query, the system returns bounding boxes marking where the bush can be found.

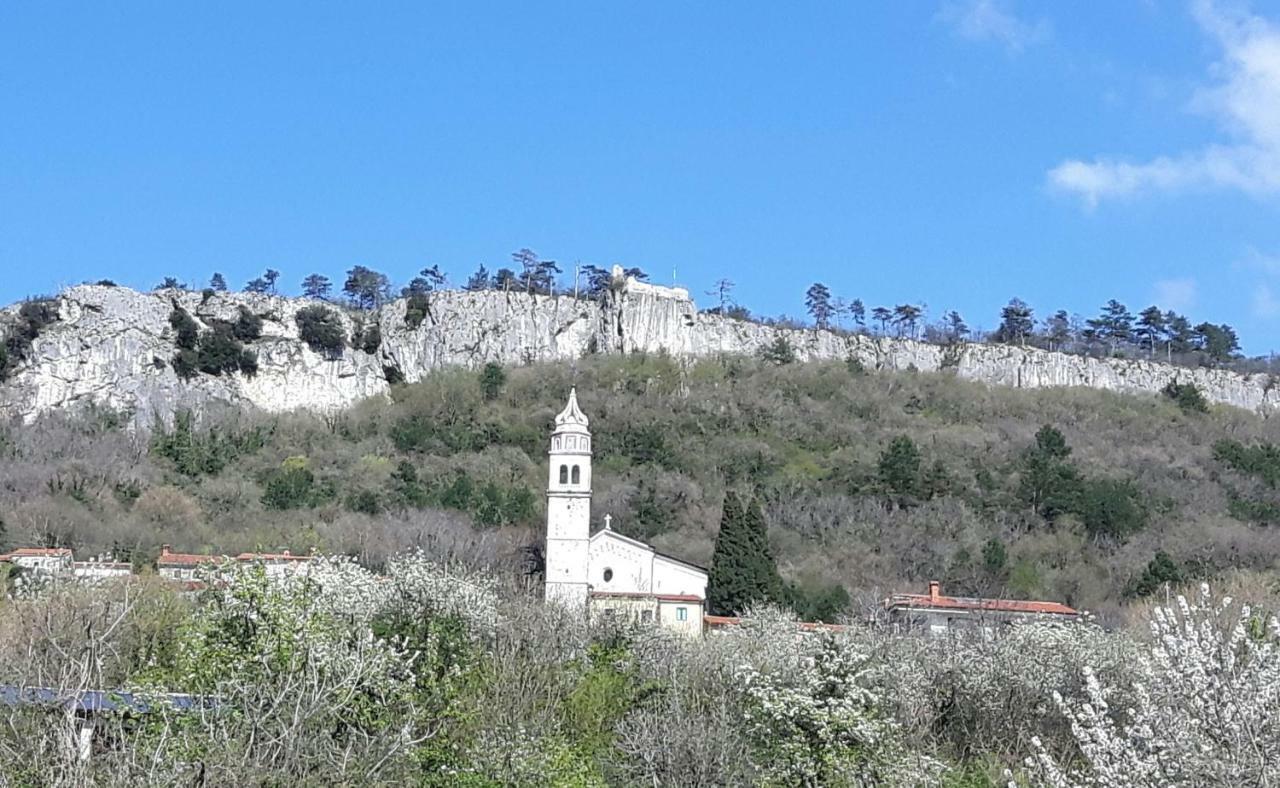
[261,463,332,510]
[296,305,346,356]
[1,298,60,379]
[353,321,382,354]
[1163,381,1209,414]
[404,293,430,329]
[759,335,797,365]
[232,306,263,342]
[479,362,506,401]
[169,307,200,350]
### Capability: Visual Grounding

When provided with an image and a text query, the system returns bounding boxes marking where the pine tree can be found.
[805,283,834,329]
[707,492,782,616]
[465,265,491,291]
[209,273,228,292]
[301,274,332,300]
[996,298,1035,346]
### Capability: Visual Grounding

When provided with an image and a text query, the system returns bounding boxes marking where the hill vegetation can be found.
[4,353,1280,619]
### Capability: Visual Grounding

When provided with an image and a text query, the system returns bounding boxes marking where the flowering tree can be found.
[1022,584,1280,787]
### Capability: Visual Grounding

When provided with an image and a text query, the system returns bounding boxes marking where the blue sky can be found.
[4,1,1280,353]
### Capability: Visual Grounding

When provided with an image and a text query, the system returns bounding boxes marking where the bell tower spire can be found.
[544,387,592,609]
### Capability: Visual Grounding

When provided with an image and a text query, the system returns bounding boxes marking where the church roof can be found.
[589,527,709,574]
[554,387,590,433]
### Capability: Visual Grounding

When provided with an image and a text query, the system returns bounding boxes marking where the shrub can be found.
[479,362,506,401]
[169,308,200,350]
[353,321,382,354]
[232,306,263,342]
[759,335,797,365]
[296,305,346,356]
[1163,381,1209,414]
[404,293,430,329]
[1,298,60,379]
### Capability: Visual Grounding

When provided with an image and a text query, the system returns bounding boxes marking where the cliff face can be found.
[1,280,1276,424]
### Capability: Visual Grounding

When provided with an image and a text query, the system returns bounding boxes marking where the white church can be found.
[544,389,709,636]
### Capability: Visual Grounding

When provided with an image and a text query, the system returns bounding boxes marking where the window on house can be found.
[571,465,581,484]
[676,607,687,621]
[559,465,568,484]
[603,567,613,582]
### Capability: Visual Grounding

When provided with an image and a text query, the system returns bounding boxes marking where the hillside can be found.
[2,279,1280,426]
[6,352,1280,617]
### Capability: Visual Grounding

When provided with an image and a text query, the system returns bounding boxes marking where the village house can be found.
[883,580,1079,635]
[544,389,709,636]
[0,547,74,575]
[156,545,221,581]
[72,557,134,581]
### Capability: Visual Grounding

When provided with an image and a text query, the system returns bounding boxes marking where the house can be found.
[156,545,221,581]
[543,389,709,636]
[234,550,313,578]
[883,581,1079,635]
[72,558,134,581]
[0,548,74,575]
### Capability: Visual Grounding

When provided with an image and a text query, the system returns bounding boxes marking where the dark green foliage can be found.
[479,362,506,401]
[1214,439,1280,488]
[1075,478,1146,540]
[345,489,383,515]
[261,465,333,510]
[1129,551,1184,597]
[981,538,1007,574]
[879,435,922,504]
[295,305,346,356]
[343,266,391,310]
[151,412,269,478]
[232,307,263,342]
[169,308,200,350]
[1163,381,1209,414]
[170,308,256,378]
[1,298,59,380]
[404,293,430,329]
[707,493,783,616]
[787,581,851,623]
[353,322,382,353]
[758,335,797,365]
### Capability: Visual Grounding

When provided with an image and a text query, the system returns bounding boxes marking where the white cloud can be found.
[1153,277,1198,311]
[938,0,1049,53]
[1049,0,1280,206]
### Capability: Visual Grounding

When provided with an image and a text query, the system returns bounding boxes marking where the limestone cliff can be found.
[1,279,1276,425]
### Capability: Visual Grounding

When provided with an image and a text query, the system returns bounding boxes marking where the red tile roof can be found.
[884,582,1078,617]
[157,550,221,567]
[1,548,73,559]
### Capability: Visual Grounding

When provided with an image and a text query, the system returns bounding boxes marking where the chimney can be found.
[161,544,171,557]
[928,580,941,601]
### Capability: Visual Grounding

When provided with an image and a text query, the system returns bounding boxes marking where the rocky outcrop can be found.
[1,279,1276,425]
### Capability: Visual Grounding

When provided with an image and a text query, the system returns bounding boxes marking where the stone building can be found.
[883,580,1079,635]
[544,389,708,636]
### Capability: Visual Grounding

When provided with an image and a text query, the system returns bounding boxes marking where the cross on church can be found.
[603,514,612,530]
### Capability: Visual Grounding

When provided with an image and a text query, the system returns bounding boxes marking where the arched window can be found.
[603,567,613,582]
[559,465,568,484]
[571,465,581,484]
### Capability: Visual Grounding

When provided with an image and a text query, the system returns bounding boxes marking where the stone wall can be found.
[1,280,1275,424]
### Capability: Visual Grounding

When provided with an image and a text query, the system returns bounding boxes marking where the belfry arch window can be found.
[559,465,568,484]
[571,465,581,484]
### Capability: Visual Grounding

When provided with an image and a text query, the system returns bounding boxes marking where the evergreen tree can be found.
[1129,551,1183,597]
[301,274,332,300]
[209,272,228,292]
[492,268,518,291]
[707,493,782,615]
[1164,311,1195,357]
[402,264,447,297]
[1044,310,1073,351]
[581,265,615,298]
[805,283,834,329]
[464,265,491,291]
[155,277,186,291]
[343,266,391,310]
[1194,322,1240,363]
[244,276,269,294]
[943,310,969,342]
[892,304,923,338]
[849,298,866,330]
[478,362,506,401]
[871,307,893,334]
[263,269,280,294]
[995,298,1034,346]
[1135,306,1166,356]
[878,435,922,506]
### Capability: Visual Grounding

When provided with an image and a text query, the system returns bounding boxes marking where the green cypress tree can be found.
[707,492,783,615]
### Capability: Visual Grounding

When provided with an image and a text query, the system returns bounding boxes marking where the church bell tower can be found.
[544,388,592,609]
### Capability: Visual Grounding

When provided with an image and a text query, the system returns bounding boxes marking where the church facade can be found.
[544,389,708,636]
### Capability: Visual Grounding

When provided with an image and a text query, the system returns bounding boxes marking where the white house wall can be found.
[652,557,708,599]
